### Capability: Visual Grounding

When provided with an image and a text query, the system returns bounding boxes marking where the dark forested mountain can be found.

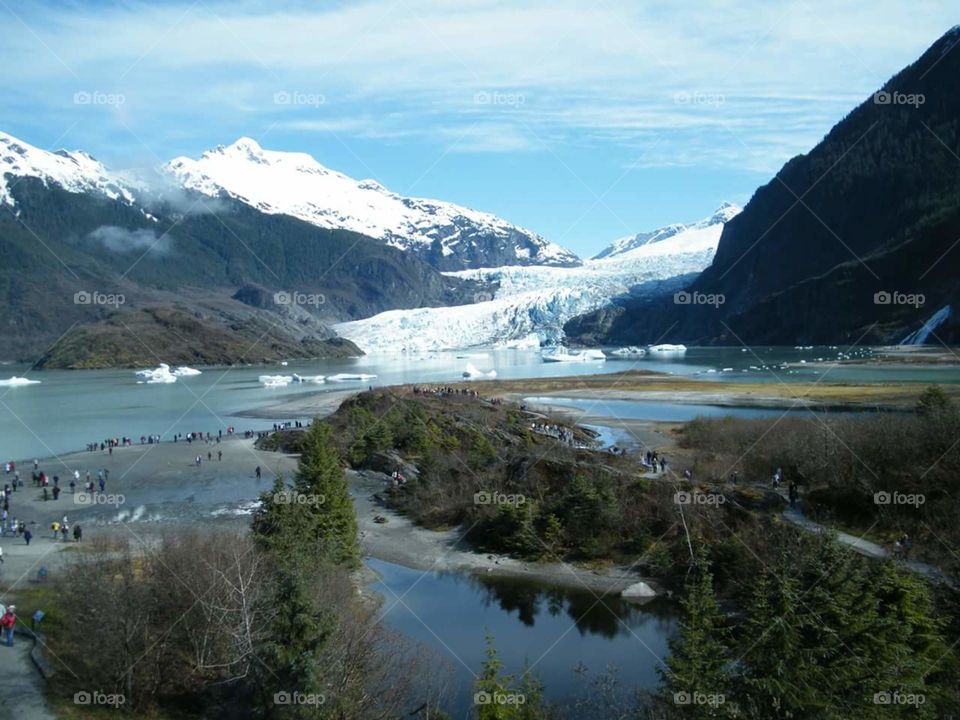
[567,26,960,347]
[0,176,484,365]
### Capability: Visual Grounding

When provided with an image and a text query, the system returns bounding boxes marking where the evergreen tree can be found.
[661,548,731,718]
[738,560,822,719]
[915,385,953,418]
[474,635,546,720]
[294,423,360,568]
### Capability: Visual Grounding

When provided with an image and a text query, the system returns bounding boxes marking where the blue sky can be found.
[0,1,956,258]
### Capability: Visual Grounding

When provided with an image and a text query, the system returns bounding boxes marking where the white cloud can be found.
[0,0,956,173]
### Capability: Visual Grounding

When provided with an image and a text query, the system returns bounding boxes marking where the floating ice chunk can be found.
[542,346,606,363]
[0,376,40,386]
[292,373,326,383]
[610,346,647,357]
[134,364,178,383]
[463,363,497,378]
[259,374,293,386]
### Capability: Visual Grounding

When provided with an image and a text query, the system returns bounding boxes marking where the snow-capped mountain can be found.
[335,204,740,352]
[165,138,579,271]
[0,131,136,209]
[592,202,741,260]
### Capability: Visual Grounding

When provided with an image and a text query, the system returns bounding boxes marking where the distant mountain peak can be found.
[592,203,741,260]
[0,130,135,209]
[165,138,580,270]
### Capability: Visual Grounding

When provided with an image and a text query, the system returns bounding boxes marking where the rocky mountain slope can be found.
[567,27,960,347]
[0,132,484,365]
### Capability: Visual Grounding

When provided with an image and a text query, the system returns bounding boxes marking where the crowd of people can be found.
[529,421,577,445]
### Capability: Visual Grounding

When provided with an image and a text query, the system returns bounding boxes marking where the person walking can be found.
[255,466,261,480]
[73,524,82,542]
[24,528,31,546]
[1,605,16,646]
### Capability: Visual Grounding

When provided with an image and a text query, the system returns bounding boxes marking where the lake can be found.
[1,345,953,460]
[368,558,678,719]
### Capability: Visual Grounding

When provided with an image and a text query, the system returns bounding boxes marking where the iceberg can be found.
[327,373,377,382]
[648,344,687,353]
[172,366,202,377]
[135,364,178,384]
[292,373,325,383]
[542,346,606,363]
[259,374,293,387]
[0,376,40,386]
[609,346,647,357]
[462,363,497,379]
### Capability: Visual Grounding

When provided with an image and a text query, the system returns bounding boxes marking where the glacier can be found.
[335,205,740,352]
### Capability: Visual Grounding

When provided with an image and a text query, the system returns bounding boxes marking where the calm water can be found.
[2,346,955,460]
[525,396,858,422]
[368,558,678,718]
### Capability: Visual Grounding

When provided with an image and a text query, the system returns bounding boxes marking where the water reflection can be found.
[370,558,678,715]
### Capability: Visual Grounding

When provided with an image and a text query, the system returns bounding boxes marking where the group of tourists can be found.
[413,385,485,400]
[530,422,577,446]
[643,450,667,473]
[50,514,82,543]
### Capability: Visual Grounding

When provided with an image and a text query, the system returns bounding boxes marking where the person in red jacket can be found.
[1,605,15,647]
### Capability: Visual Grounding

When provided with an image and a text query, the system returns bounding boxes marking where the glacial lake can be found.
[2,345,956,460]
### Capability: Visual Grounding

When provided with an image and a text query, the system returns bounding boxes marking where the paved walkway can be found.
[777,491,957,589]
[0,637,56,720]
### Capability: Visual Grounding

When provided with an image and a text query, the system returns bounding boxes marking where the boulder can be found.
[621,581,657,601]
